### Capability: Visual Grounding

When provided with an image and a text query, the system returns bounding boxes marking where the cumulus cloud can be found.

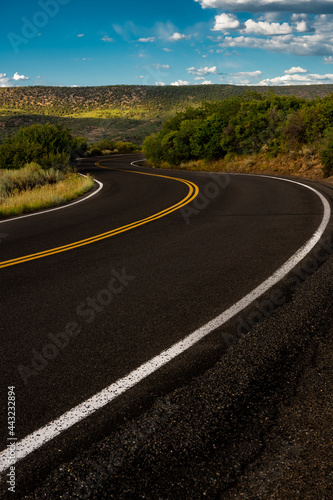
[212,13,241,31]
[0,74,11,87]
[201,80,213,84]
[0,72,29,87]
[171,79,190,85]
[12,72,29,81]
[212,13,312,36]
[285,66,308,73]
[187,65,218,75]
[169,32,192,41]
[220,32,333,56]
[259,71,333,85]
[242,19,293,34]
[324,55,333,63]
[194,0,333,14]
[156,82,166,86]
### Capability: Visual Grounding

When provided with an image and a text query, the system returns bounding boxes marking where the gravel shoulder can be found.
[222,325,333,499]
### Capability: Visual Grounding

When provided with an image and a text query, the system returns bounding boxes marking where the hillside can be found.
[1,84,333,144]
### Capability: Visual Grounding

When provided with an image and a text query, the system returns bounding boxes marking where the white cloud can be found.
[231,70,262,77]
[138,37,156,42]
[101,35,114,42]
[295,20,309,32]
[0,72,29,87]
[194,76,206,80]
[0,74,11,87]
[77,34,84,37]
[242,19,293,35]
[12,72,29,81]
[169,32,192,41]
[324,55,333,63]
[136,75,145,79]
[171,80,190,85]
[220,70,263,85]
[220,31,333,56]
[195,0,333,14]
[151,64,171,70]
[212,15,311,36]
[156,81,166,86]
[201,80,213,84]
[187,65,218,76]
[163,48,173,52]
[212,13,241,31]
[259,72,333,85]
[285,66,308,73]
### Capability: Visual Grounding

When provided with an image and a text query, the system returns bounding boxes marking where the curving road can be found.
[0,154,330,488]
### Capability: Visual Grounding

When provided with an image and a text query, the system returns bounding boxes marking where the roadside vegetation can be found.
[0,124,93,217]
[0,168,93,217]
[143,91,333,178]
[88,139,140,157]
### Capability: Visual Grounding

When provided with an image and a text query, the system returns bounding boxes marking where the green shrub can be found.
[0,123,82,170]
[89,147,103,156]
[320,128,333,177]
[143,93,333,167]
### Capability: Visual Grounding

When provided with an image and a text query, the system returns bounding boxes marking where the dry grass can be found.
[0,163,65,201]
[0,172,94,217]
[170,151,332,182]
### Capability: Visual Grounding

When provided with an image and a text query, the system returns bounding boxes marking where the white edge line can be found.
[0,175,103,225]
[0,175,331,474]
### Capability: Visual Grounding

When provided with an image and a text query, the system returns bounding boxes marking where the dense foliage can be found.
[89,139,139,156]
[0,123,87,170]
[143,92,333,177]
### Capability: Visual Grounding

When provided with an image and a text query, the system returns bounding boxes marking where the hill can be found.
[1,84,333,144]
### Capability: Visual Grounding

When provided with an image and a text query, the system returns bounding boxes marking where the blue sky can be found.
[2,0,333,87]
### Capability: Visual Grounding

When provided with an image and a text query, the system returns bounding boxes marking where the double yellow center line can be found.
[0,162,199,269]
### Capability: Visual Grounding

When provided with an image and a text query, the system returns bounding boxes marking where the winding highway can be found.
[0,154,330,491]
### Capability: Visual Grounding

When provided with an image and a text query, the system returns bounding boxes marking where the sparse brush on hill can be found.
[2,84,333,146]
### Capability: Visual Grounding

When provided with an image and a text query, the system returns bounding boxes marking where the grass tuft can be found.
[0,171,94,217]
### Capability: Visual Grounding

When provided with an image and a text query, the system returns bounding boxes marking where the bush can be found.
[0,123,82,170]
[320,128,333,177]
[90,147,103,156]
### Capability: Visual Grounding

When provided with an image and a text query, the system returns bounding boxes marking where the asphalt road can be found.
[0,154,329,493]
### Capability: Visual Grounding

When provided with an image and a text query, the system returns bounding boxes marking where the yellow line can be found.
[0,161,199,269]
